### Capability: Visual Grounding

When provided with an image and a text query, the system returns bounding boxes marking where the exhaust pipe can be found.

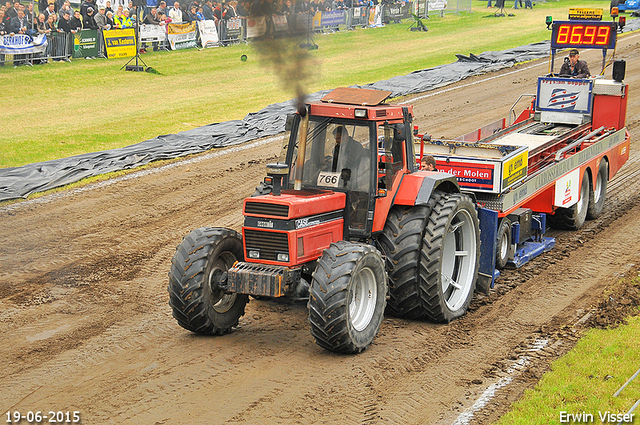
[294,102,309,191]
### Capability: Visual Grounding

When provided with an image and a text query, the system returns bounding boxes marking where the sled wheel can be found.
[587,160,608,220]
[495,217,512,270]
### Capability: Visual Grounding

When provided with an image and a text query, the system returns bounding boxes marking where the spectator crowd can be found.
[1,0,411,65]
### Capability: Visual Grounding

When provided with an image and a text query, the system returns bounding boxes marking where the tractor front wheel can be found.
[308,241,387,353]
[168,227,248,335]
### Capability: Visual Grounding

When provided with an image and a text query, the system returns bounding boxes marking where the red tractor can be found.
[168,87,481,353]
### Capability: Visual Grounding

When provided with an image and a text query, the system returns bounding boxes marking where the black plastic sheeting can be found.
[1,28,637,201]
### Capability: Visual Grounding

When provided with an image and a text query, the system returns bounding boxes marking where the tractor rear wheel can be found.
[422,193,481,322]
[253,181,273,196]
[379,191,480,322]
[587,160,608,220]
[168,227,248,335]
[548,171,590,230]
[308,241,387,353]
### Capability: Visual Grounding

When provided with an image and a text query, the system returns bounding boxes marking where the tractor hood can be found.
[243,189,346,220]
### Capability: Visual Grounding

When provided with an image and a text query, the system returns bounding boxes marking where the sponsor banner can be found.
[554,168,580,207]
[104,28,136,58]
[246,16,267,38]
[351,6,369,26]
[72,29,98,58]
[312,11,322,28]
[272,14,288,32]
[429,0,448,11]
[139,24,166,42]
[435,159,498,192]
[320,10,345,26]
[226,17,243,39]
[383,4,404,22]
[568,8,603,20]
[167,22,197,50]
[536,77,592,114]
[198,20,219,47]
[502,149,528,190]
[0,33,47,55]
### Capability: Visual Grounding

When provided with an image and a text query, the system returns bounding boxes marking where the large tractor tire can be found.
[379,191,481,323]
[548,171,590,230]
[308,241,387,354]
[495,217,512,270]
[587,160,608,220]
[168,227,249,335]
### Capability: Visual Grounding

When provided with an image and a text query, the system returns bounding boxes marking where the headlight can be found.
[277,253,289,262]
[354,109,367,118]
[248,250,260,259]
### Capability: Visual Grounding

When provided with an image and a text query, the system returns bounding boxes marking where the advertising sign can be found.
[501,150,528,190]
[536,77,593,114]
[139,24,166,42]
[167,22,197,50]
[272,14,289,32]
[568,8,603,20]
[246,16,267,38]
[104,28,136,58]
[226,17,243,40]
[0,33,47,55]
[320,10,345,26]
[435,158,499,192]
[197,20,219,47]
[554,168,581,207]
[72,29,98,58]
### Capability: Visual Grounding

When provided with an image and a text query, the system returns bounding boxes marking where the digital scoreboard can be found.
[551,21,617,50]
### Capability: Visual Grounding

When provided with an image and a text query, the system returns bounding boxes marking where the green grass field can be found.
[495,276,640,425]
[0,0,611,168]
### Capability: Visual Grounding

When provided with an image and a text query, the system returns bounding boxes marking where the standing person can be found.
[202,0,212,19]
[145,0,157,18]
[168,0,181,21]
[44,2,56,18]
[93,5,108,28]
[0,9,7,66]
[70,8,83,30]
[56,9,74,60]
[105,0,113,12]
[156,0,166,15]
[83,5,97,27]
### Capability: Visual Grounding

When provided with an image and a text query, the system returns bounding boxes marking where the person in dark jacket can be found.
[559,49,590,78]
[83,6,98,28]
[70,9,83,30]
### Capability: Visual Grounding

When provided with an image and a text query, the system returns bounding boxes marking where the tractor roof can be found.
[321,87,392,106]
[309,87,410,121]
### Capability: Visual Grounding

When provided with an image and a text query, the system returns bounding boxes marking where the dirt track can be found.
[1,34,640,425]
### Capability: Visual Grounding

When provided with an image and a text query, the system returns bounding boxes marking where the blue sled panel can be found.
[509,237,556,268]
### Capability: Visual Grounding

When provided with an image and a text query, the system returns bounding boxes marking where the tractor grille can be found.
[244,229,289,261]
[245,201,289,217]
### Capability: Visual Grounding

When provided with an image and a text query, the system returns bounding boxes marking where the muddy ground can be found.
[1,33,640,425]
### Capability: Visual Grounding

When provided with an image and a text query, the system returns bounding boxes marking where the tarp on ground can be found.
[1,27,637,201]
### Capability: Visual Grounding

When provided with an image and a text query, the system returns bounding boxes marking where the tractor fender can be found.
[392,172,460,207]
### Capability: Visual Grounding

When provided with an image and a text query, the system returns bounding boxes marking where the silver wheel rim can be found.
[349,267,377,332]
[577,175,589,215]
[594,170,604,204]
[499,229,509,263]
[441,208,477,311]
[208,251,237,314]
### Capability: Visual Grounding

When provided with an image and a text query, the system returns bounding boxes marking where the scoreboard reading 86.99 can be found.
[551,21,617,50]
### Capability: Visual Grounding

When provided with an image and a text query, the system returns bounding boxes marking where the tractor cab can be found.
[265,87,415,239]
